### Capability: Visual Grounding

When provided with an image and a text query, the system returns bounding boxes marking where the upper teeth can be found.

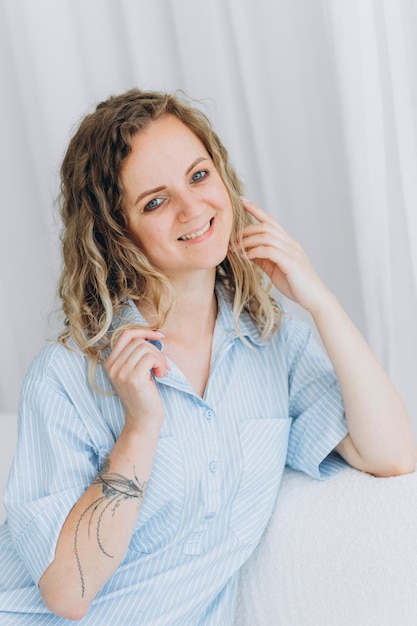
[179,221,211,240]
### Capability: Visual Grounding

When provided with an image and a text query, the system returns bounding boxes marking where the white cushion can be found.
[234,466,417,626]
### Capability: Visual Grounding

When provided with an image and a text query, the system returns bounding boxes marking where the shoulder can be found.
[23,338,89,392]
[18,339,103,437]
[265,306,324,379]
[278,306,313,344]
[255,301,314,351]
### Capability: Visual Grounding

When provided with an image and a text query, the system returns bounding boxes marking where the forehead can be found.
[128,115,208,166]
[121,115,211,203]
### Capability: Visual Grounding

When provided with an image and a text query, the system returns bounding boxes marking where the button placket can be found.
[202,404,221,526]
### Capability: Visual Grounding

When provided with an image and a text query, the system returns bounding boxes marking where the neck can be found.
[140,270,218,341]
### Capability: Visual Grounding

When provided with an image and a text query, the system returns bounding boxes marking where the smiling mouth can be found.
[178,219,212,241]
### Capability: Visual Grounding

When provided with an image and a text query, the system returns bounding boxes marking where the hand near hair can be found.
[240,197,331,314]
[240,197,417,477]
[105,328,169,434]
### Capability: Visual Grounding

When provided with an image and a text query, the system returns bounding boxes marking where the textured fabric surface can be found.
[234,466,417,626]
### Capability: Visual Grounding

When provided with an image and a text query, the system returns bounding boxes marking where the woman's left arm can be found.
[240,198,417,477]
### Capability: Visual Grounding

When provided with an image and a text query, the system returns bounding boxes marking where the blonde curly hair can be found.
[58,88,280,371]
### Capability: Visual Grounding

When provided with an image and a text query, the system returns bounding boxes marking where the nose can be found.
[176,188,202,222]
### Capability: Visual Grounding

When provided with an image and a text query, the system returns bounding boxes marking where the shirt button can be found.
[204,409,214,420]
[209,461,217,473]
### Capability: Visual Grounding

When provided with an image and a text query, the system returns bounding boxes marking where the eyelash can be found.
[191,169,209,183]
[143,169,209,212]
[143,197,163,212]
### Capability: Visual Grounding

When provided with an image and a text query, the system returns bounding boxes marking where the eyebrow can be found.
[133,156,209,206]
[134,185,166,206]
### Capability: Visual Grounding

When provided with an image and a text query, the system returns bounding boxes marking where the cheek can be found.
[213,182,231,203]
[131,224,170,265]
[128,220,163,247]
[221,195,235,230]
[208,185,234,222]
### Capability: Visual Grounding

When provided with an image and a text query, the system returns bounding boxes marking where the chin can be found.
[207,249,229,270]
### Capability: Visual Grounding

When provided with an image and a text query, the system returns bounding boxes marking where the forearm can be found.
[311,290,417,476]
[39,423,160,620]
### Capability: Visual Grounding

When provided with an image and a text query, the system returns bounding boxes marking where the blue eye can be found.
[191,170,208,183]
[144,197,163,212]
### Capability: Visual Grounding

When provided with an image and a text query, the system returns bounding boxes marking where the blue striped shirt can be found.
[0,283,348,624]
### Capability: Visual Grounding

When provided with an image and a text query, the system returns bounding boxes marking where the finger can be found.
[241,230,292,250]
[241,221,288,241]
[244,243,283,262]
[240,229,300,260]
[115,339,163,371]
[107,336,168,379]
[240,200,291,244]
[121,348,168,382]
[108,327,165,365]
[245,243,307,281]
[109,343,169,386]
[240,197,277,226]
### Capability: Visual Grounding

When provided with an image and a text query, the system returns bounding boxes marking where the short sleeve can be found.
[282,311,349,479]
[4,372,101,585]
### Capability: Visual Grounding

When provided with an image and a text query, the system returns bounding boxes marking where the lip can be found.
[178,218,214,242]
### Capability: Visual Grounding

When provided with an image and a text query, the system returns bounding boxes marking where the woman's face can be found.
[121,115,234,283]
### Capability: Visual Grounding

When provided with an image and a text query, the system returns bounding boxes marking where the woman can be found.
[0,89,415,625]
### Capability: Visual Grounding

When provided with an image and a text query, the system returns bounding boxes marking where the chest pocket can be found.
[129,434,185,554]
[230,417,291,545]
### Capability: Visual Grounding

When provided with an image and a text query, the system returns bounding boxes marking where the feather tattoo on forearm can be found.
[74,459,147,597]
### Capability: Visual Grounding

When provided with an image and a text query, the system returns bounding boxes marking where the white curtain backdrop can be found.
[1,0,416,431]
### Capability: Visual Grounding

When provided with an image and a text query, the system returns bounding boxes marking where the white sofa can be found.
[1,412,417,624]
[234,465,417,626]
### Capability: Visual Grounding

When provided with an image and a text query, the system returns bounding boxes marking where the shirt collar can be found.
[214,281,265,347]
[110,281,265,347]
[109,299,143,331]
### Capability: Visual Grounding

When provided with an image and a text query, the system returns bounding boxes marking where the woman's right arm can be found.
[38,329,168,621]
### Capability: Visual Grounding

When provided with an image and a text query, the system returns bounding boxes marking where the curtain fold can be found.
[1,0,416,428]
[323,0,417,425]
